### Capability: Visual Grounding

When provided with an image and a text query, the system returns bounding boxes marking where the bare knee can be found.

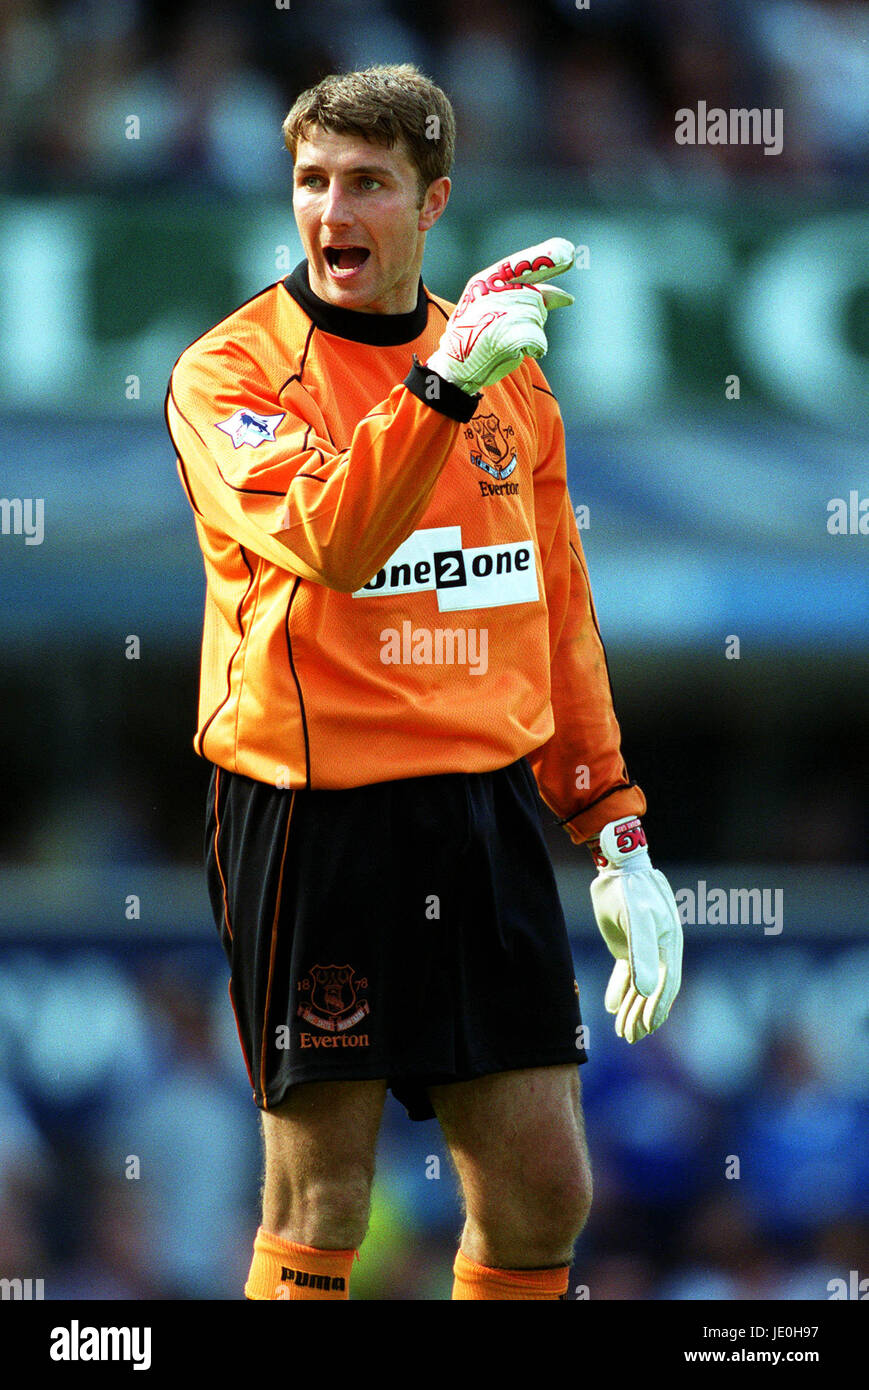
[259,1079,385,1250]
[465,1151,593,1268]
[264,1168,374,1249]
[540,1153,593,1246]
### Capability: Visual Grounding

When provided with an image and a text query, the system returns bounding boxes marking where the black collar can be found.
[282,260,429,345]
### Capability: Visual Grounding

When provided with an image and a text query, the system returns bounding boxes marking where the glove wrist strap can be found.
[588,816,649,870]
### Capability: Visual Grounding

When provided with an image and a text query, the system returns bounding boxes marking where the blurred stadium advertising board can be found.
[0,195,865,650]
[0,195,865,426]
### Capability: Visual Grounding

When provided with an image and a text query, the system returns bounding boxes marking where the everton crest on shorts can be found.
[204,755,586,1121]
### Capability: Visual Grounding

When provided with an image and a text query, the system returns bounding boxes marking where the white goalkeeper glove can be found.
[588,816,683,1043]
[426,237,575,395]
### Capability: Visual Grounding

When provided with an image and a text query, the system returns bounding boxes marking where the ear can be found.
[418,176,450,233]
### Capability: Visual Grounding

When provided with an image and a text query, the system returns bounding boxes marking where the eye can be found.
[359,177,380,191]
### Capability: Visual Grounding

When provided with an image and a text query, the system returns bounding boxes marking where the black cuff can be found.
[403,355,480,423]
[555,781,642,829]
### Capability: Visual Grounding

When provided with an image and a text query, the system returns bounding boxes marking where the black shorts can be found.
[204,756,586,1121]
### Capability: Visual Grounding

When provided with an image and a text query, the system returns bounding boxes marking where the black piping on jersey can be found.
[570,538,620,708]
[167,384,286,499]
[284,577,311,788]
[174,451,203,516]
[276,329,345,480]
[277,318,316,397]
[532,381,558,401]
[195,544,257,759]
[165,385,205,518]
[165,280,314,476]
[292,424,330,482]
[556,781,641,831]
[282,260,428,344]
[168,312,317,501]
[167,281,278,379]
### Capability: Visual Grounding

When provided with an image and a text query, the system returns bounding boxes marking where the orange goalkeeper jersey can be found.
[166,261,645,843]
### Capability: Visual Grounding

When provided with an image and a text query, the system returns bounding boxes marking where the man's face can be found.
[292,126,449,315]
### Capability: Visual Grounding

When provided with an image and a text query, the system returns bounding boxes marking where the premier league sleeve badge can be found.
[215,408,286,448]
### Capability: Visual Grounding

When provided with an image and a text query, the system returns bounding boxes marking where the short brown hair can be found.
[283,63,455,204]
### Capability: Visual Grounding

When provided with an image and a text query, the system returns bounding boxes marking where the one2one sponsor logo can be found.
[353,525,538,612]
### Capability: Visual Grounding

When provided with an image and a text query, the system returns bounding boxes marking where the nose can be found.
[321,179,353,228]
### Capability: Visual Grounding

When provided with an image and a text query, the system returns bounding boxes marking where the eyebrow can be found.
[294,162,394,180]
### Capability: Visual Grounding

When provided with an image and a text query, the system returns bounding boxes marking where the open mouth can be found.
[323,246,370,278]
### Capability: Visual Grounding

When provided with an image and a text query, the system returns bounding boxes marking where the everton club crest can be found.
[465,413,517,481]
[297,964,370,1033]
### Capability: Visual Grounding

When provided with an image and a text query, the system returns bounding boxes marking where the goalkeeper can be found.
[166,62,683,1302]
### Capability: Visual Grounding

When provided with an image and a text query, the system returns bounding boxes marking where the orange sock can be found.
[452,1247,569,1300]
[245,1226,356,1300]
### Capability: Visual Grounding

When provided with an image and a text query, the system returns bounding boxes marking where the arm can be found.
[166,240,574,596]
[524,362,646,842]
[527,366,683,1040]
[166,343,478,594]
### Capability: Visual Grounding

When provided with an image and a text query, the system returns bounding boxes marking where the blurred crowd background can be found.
[3,0,869,191]
[0,0,867,1301]
[1,937,866,1300]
